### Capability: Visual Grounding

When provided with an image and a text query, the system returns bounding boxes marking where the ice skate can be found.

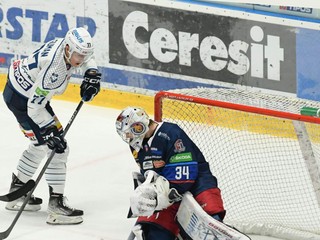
[46,186,83,225]
[5,173,42,211]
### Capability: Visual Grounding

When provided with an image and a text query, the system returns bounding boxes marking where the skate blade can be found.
[46,214,83,225]
[5,200,41,212]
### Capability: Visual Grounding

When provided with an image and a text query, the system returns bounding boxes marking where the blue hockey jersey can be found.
[130,122,219,196]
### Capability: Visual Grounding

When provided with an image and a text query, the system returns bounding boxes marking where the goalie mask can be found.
[116,107,150,152]
[64,27,94,65]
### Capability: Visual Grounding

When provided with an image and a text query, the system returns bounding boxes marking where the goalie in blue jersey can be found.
[116,106,226,240]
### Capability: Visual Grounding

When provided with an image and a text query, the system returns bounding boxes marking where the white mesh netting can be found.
[155,88,320,240]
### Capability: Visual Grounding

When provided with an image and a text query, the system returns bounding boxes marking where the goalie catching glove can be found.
[130,170,182,217]
[80,69,101,102]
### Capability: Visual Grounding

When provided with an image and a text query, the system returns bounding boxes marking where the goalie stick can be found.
[0,100,84,240]
[0,180,35,202]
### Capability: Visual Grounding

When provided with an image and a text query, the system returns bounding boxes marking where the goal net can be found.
[154,88,320,240]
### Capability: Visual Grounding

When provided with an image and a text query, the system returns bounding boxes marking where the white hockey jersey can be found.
[8,38,97,129]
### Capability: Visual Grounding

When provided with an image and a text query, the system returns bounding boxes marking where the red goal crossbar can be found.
[154,91,320,124]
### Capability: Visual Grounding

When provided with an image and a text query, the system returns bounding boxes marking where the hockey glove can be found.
[145,170,182,211]
[41,125,67,153]
[130,171,182,217]
[80,69,101,102]
[130,181,157,217]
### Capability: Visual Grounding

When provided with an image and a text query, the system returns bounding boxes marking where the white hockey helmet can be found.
[64,27,94,63]
[116,107,150,151]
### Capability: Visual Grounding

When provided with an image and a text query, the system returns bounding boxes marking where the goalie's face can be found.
[115,107,149,151]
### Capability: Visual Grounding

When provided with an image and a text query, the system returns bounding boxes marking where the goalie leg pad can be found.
[177,192,251,240]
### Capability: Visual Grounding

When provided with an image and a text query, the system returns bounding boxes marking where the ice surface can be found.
[0,99,283,240]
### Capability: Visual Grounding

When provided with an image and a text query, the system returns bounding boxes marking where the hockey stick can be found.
[0,180,35,202]
[0,100,84,240]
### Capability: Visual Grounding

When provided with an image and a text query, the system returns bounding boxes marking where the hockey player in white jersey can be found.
[2,27,101,225]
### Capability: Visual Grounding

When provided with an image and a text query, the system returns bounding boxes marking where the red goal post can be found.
[154,88,320,240]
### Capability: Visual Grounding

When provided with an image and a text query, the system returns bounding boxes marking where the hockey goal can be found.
[154,88,320,240]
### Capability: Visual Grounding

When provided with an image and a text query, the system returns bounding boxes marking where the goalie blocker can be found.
[177,192,251,240]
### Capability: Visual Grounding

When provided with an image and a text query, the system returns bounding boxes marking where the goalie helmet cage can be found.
[154,88,320,240]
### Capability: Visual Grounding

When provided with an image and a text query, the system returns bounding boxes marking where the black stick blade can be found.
[0,180,35,202]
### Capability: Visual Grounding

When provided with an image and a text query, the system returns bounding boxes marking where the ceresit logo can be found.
[122,11,284,81]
